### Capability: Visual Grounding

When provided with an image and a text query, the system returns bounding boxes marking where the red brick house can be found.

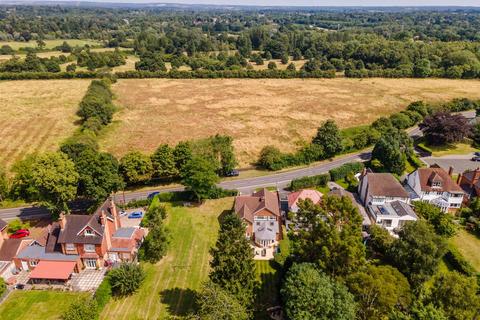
[458,168,480,199]
[234,189,281,248]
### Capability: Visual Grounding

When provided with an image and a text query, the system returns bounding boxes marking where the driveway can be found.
[421,154,480,174]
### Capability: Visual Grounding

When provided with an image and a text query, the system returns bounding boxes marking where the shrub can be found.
[94,277,112,310]
[444,245,476,276]
[258,145,285,171]
[329,162,365,181]
[0,277,6,296]
[416,142,433,156]
[62,297,99,320]
[108,262,145,296]
[289,174,330,191]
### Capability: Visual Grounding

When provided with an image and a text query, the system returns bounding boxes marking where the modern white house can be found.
[358,170,410,206]
[358,170,416,234]
[406,166,465,212]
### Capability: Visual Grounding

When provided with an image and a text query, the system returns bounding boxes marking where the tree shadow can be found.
[254,260,283,320]
[160,287,199,317]
[217,210,233,224]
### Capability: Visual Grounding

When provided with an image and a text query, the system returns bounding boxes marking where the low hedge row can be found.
[289,174,330,191]
[329,162,365,181]
[444,245,476,276]
[416,143,433,156]
[0,71,99,80]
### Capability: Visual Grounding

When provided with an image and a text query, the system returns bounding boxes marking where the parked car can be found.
[225,169,240,177]
[472,156,480,162]
[147,191,160,200]
[120,210,127,217]
[475,152,480,157]
[10,229,30,239]
[128,211,143,219]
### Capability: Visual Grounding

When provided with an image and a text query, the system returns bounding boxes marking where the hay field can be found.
[101,78,480,166]
[0,39,101,51]
[0,79,90,170]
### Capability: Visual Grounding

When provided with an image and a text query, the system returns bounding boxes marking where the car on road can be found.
[472,156,480,162]
[225,169,240,177]
[128,211,143,219]
[10,229,30,239]
[147,192,160,200]
[474,152,480,157]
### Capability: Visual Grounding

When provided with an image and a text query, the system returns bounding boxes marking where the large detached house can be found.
[406,166,464,212]
[234,189,281,248]
[358,170,410,206]
[287,189,323,213]
[458,168,480,198]
[358,170,416,234]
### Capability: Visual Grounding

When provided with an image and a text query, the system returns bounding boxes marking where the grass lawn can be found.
[429,142,478,157]
[0,291,87,320]
[0,39,102,50]
[255,260,282,320]
[450,229,480,271]
[101,197,233,320]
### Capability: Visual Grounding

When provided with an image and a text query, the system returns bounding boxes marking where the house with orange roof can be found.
[287,189,323,213]
[234,188,281,248]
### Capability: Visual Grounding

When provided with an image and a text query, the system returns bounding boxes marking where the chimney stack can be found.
[448,166,454,177]
[59,212,66,229]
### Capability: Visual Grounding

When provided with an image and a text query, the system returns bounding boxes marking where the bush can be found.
[108,262,145,296]
[0,277,6,296]
[416,142,433,155]
[289,174,330,191]
[62,297,99,320]
[329,162,365,181]
[258,145,285,171]
[444,245,476,276]
[94,277,112,310]
[117,198,151,209]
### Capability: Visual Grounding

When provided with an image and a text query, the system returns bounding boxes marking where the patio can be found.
[70,269,106,291]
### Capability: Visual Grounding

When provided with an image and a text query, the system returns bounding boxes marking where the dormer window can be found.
[85,229,94,236]
[432,181,442,188]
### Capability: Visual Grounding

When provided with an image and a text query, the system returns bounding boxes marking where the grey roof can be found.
[113,227,136,239]
[17,245,79,261]
[254,221,278,241]
[368,201,417,220]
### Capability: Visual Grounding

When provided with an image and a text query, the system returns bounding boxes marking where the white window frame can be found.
[65,243,75,251]
[84,229,94,236]
[84,244,96,252]
[84,259,97,269]
[29,260,38,267]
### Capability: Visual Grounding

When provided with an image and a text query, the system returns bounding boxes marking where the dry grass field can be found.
[101,78,480,166]
[0,79,90,170]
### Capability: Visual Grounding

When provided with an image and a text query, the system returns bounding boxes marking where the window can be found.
[432,181,442,187]
[84,229,94,236]
[29,260,38,267]
[84,244,96,252]
[84,259,97,268]
[65,243,75,251]
[382,219,392,228]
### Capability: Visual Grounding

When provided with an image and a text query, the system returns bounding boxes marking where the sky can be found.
[14,0,480,6]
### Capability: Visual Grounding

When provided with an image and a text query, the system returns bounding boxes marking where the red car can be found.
[10,229,30,239]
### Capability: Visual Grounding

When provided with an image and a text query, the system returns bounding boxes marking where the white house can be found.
[368,201,417,234]
[358,170,416,234]
[358,170,410,206]
[406,166,464,212]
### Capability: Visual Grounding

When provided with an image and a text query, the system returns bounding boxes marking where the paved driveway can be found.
[421,154,480,173]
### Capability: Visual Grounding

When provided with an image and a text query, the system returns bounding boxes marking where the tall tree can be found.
[12,152,78,214]
[281,263,356,320]
[389,221,447,288]
[371,131,407,175]
[108,262,145,297]
[151,144,178,179]
[209,213,256,309]
[346,265,412,320]
[0,166,8,202]
[70,149,124,201]
[139,202,169,263]
[312,120,343,158]
[427,271,480,320]
[197,281,248,320]
[413,202,457,237]
[289,195,365,277]
[419,112,472,146]
[180,156,219,201]
[119,151,153,185]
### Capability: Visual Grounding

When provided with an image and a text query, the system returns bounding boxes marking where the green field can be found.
[0,39,102,50]
[101,198,233,319]
[0,291,87,319]
[451,229,480,271]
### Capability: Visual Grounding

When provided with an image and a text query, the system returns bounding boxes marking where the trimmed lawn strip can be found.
[0,291,87,320]
[255,260,282,320]
[451,229,480,272]
[100,198,232,319]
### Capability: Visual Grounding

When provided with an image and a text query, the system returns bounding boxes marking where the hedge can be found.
[289,174,330,191]
[0,71,99,80]
[416,142,433,156]
[94,277,112,311]
[329,162,365,181]
[444,245,476,276]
